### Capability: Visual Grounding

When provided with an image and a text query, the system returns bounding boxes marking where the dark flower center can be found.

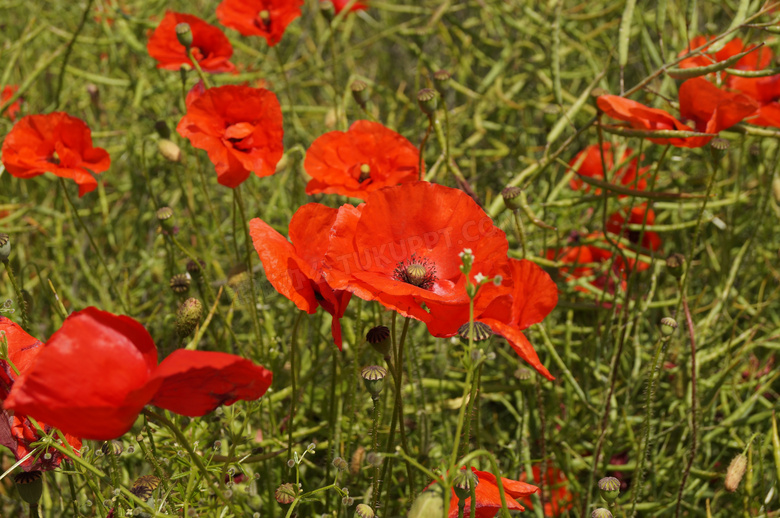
[48,151,60,165]
[255,10,271,30]
[392,254,437,290]
[358,163,371,182]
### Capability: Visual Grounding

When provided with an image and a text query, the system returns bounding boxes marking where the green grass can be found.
[1,0,780,516]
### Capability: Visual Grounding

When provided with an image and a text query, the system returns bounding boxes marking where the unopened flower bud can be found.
[170,273,191,295]
[275,483,297,504]
[176,297,203,337]
[187,259,205,275]
[332,456,348,471]
[408,489,444,518]
[598,476,620,503]
[724,453,747,492]
[154,120,171,139]
[355,503,374,518]
[351,80,369,108]
[501,186,523,212]
[417,88,438,116]
[0,233,10,262]
[366,325,391,356]
[158,139,182,163]
[175,23,193,49]
[14,471,43,505]
[361,365,387,398]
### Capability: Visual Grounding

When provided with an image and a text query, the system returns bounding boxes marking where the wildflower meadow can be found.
[1,1,779,517]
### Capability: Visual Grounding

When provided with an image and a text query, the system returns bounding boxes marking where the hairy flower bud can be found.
[724,453,747,492]
[176,298,203,338]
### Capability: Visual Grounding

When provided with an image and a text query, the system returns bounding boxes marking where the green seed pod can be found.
[275,483,297,505]
[666,253,685,279]
[453,469,479,501]
[433,69,451,95]
[501,186,523,212]
[175,23,193,49]
[591,508,613,518]
[417,88,438,116]
[366,325,391,356]
[598,476,620,503]
[355,503,375,518]
[457,321,493,344]
[156,206,174,232]
[659,317,678,337]
[176,297,203,338]
[351,80,369,108]
[14,471,43,505]
[170,273,191,295]
[361,365,387,399]
[0,233,10,262]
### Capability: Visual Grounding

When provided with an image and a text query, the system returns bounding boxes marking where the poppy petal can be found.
[148,350,272,415]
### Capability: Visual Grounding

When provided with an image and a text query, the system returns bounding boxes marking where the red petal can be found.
[481,319,554,380]
[149,350,272,416]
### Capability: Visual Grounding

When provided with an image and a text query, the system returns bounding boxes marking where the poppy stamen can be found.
[49,151,60,165]
[393,254,437,290]
[257,10,271,29]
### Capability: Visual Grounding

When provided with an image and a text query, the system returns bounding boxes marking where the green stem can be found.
[186,49,212,89]
[58,178,130,313]
[511,210,528,259]
[371,396,381,511]
[286,312,305,479]
[233,185,266,356]
[53,0,95,108]
[2,259,30,331]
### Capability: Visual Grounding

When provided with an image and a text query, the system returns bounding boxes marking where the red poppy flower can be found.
[597,78,758,147]
[606,203,662,257]
[1,112,110,197]
[326,0,368,14]
[568,143,650,194]
[250,203,352,349]
[1,85,22,121]
[176,85,284,188]
[323,182,510,323]
[445,468,539,518]
[304,120,421,200]
[519,466,574,517]
[0,317,82,471]
[216,0,303,46]
[147,11,235,73]
[545,233,628,296]
[4,308,273,440]
[677,36,772,72]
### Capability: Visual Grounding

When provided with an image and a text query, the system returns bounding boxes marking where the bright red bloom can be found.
[250,204,352,349]
[445,468,539,518]
[323,182,510,323]
[677,36,772,72]
[519,466,574,517]
[217,0,303,46]
[1,112,110,197]
[545,233,628,296]
[597,78,758,147]
[606,203,662,258]
[568,143,650,194]
[326,0,368,14]
[1,85,22,121]
[324,182,558,378]
[147,11,235,73]
[4,308,273,440]
[0,317,82,471]
[177,85,284,188]
[304,120,420,200]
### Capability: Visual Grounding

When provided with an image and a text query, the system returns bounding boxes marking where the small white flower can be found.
[474,273,487,284]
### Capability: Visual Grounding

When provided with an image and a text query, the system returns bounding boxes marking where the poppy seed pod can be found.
[101,440,123,456]
[366,325,391,356]
[156,206,174,231]
[433,69,451,95]
[176,298,203,338]
[417,88,438,116]
[501,186,523,212]
[598,476,620,502]
[457,321,493,343]
[453,468,479,500]
[725,453,747,492]
[659,317,678,337]
[158,139,182,163]
[186,258,205,275]
[666,253,685,279]
[355,503,375,518]
[175,22,193,49]
[0,233,10,262]
[170,273,191,294]
[361,365,387,399]
[14,471,43,505]
[350,80,369,108]
[592,509,613,518]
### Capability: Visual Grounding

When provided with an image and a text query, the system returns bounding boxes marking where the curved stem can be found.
[286,312,305,479]
[2,259,30,331]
